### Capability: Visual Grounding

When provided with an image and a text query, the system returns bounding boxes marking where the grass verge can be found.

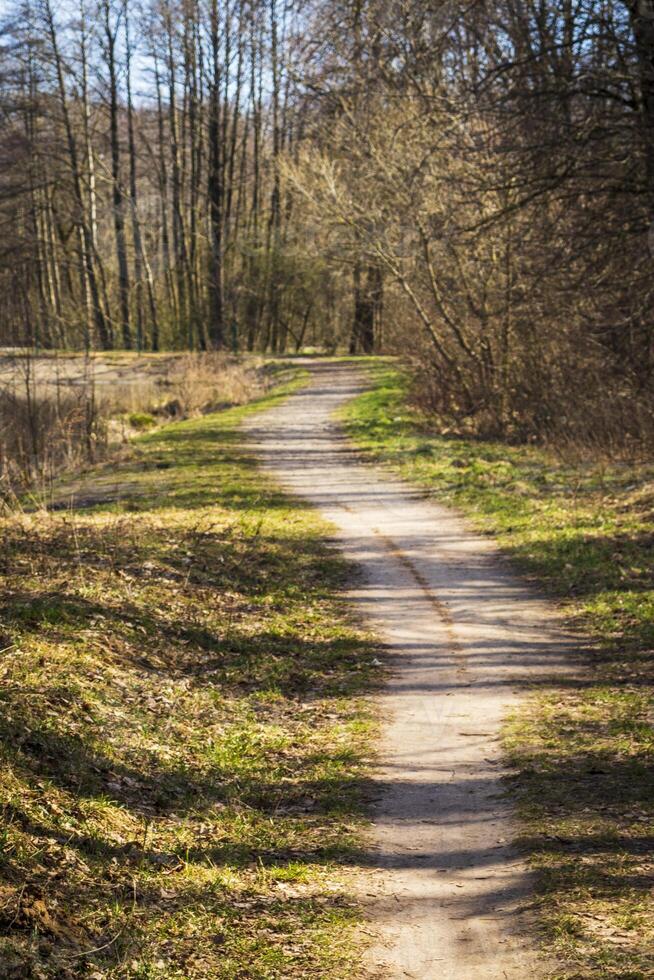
[0,372,378,979]
[342,365,654,980]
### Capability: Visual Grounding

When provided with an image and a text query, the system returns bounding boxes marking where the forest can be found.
[0,3,653,980]
[1,0,653,446]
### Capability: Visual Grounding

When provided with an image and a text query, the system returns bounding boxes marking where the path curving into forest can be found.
[243,362,575,979]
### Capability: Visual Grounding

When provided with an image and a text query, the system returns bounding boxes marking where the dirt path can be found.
[243,363,575,979]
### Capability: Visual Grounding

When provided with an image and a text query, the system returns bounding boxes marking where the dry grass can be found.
[0,352,272,493]
[156,353,265,418]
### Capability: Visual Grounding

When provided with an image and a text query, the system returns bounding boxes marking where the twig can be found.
[72,922,128,958]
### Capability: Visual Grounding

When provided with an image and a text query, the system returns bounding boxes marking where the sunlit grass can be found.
[0,372,377,978]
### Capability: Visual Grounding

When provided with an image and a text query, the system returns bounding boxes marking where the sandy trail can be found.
[243,363,575,979]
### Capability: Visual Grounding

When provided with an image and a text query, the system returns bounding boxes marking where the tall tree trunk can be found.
[266,0,282,350]
[164,2,190,344]
[207,0,225,348]
[153,51,175,338]
[102,0,131,349]
[629,1,654,194]
[125,0,158,351]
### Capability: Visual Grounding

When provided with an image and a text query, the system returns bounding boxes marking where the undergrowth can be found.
[342,365,654,980]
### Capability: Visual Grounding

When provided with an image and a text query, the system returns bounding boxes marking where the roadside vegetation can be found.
[0,352,270,493]
[0,374,377,979]
[342,365,654,980]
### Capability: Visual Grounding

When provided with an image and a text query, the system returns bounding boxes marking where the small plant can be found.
[127,410,156,430]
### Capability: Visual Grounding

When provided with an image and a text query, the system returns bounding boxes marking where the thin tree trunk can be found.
[102,0,131,348]
[207,0,225,348]
[125,0,158,351]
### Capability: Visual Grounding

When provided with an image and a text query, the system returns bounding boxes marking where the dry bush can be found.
[0,354,269,494]
[288,2,654,460]
[0,386,106,492]
[404,336,654,459]
[157,353,267,418]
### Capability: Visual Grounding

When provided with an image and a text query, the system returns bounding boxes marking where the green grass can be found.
[342,365,654,980]
[127,411,157,431]
[0,372,378,978]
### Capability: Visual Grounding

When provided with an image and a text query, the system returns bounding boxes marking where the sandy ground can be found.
[242,362,578,979]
